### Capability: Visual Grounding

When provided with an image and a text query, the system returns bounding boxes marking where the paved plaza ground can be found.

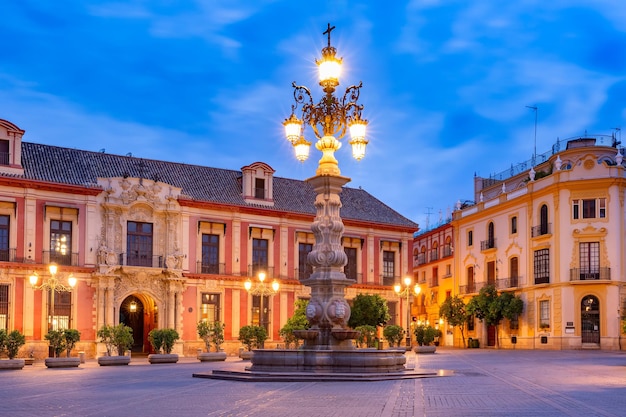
[2,348,626,416]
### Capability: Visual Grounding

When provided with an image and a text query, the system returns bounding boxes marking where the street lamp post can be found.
[244,272,279,331]
[394,277,421,348]
[281,24,368,349]
[29,263,77,332]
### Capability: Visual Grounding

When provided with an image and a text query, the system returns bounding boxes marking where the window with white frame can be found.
[0,284,8,330]
[539,299,550,328]
[200,293,220,323]
[534,248,550,284]
[573,198,606,219]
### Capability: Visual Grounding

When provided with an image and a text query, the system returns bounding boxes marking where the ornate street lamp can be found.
[29,263,77,331]
[244,272,279,331]
[394,277,421,348]
[283,23,368,175]
[281,24,368,348]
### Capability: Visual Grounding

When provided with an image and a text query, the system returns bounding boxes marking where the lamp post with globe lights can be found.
[29,263,77,332]
[244,271,279,332]
[281,23,368,349]
[394,276,421,348]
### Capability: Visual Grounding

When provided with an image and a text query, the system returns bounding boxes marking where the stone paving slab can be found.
[1,349,625,416]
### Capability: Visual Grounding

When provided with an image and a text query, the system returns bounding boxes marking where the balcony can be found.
[480,238,496,251]
[459,282,485,295]
[196,262,225,275]
[442,245,453,258]
[295,267,314,281]
[247,265,275,278]
[43,251,79,266]
[531,223,552,237]
[382,275,398,287]
[415,253,426,265]
[534,276,550,285]
[120,253,164,268]
[570,267,610,281]
[429,250,439,262]
[0,248,16,262]
[496,276,523,289]
[429,277,439,288]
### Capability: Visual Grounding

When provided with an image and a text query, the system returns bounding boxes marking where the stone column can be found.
[302,174,355,349]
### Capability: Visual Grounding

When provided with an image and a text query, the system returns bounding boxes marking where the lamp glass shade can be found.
[393,284,401,294]
[283,115,302,144]
[244,280,252,291]
[294,136,311,162]
[272,281,280,292]
[318,58,341,84]
[403,276,412,286]
[414,285,421,295]
[48,264,58,275]
[258,272,266,282]
[29,274,38,286]
[68,275,77,288]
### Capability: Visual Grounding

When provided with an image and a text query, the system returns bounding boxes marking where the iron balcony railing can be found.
[442,245,453,258]
[480,238,496,251]
[496,276,523,289]
[0,248,16,262]
[415,253,426,265]
[195,262,225,275]
[295,267,313,281]
[534,276,550,285]
[119,253,164,268]
[429,249,439,262]
[531,223,552,237]
[382,275,398,287]
[43,251,79,266]
[247,265,275,278]
[570,267,611,281]
[459,282,485,295]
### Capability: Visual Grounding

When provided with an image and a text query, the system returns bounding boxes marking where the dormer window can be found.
[0,119,25,175]
[241,162,275,206]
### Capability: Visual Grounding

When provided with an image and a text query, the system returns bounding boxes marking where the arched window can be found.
[540,204,549,235]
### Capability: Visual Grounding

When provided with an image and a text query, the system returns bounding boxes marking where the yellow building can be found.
[452,136,625,350]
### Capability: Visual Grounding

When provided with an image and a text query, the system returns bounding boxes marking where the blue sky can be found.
[2,1,626,230]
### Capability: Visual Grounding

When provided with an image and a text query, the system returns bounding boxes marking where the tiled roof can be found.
[19,142,418,229]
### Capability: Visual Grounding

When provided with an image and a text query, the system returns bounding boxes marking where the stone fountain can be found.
[193,25,436,382]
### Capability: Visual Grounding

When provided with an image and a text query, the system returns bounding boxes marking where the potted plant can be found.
[0,329,26,370]
[383,324,405,348]
[44,329,81,368]
[148,328,179,364]
[238,325,267,360]
[97,324,133,366]
[414,324,441,354]
[197,321,227,362]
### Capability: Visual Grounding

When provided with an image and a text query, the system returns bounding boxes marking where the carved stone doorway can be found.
[120,294,158,353]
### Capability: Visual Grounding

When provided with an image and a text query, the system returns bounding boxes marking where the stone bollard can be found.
[78,351,85,363]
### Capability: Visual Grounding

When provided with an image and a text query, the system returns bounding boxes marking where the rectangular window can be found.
[467,230,473,246]
[344,247,358,282]
[573,198,607,219]
[252,295,270,332]
[0,215,9,262]
[127,221,153,267]
[487,261,495,286]
[50,219,72,265]
[252,238,268,276]
[200,293,220,323]
[201,234,220,274]
[298,243,313,280]
[539,300,550,328]
[582,199,596,218]
[579,242,600,280]
[467,315,475,331]
[534,248,550,284]
[0,139,9,165]
[254,178,265,199]
[382,250,395,286]
[431,266,438,287]
[511,216,517,234]
[49,290,71,330]
[0,284,8,330]
[387,301,398,325]
[509,316,519,331]
[599,198,606,218]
